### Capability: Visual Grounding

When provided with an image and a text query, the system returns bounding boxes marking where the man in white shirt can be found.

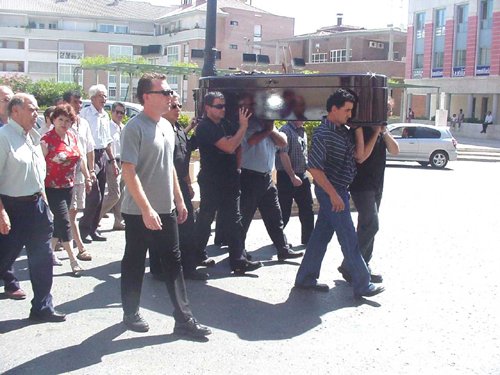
[100,102,125,230]
[79,84,119,243]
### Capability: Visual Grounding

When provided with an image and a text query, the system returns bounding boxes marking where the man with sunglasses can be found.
[99,102,125,231]
[120,73,211,338]
[194,91,262,275]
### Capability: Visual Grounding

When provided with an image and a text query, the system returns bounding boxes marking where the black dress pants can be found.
[276,171,314,244]
[121,212,193,322]
[79,149,106,238]
[194,177,246,269]
[240,169,288,253]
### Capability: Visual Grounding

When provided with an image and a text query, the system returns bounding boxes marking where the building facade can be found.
[0,0,294,110]
[405,0,499,123]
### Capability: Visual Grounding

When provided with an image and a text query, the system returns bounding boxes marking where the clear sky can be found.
[139,0,409,35]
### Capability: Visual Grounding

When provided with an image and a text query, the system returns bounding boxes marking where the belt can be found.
[0,192,42,202]
[241,168,271,177]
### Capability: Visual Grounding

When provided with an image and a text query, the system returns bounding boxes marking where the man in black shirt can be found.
[193,92,262,275]
[339,125,399,283]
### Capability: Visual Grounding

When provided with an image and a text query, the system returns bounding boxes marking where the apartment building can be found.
[260,18,407,116]
[405,0,499,122]
[0,0,294,110]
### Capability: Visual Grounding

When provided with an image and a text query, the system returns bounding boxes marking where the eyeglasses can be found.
[146,90,174,97]
[114,110,125,115]
[210,104,225,109]
[171,103,182,110]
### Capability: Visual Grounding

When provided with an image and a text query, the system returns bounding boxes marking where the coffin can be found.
[196,73,388,125]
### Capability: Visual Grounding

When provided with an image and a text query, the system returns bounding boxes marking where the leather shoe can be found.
[354,284,385,299]
[123,312,149,332]
[112,222,125,231]
[90,233,106,242]
[174,317,212,338]
[199,258,216,267]
[184,269,209,281]
[29,310,66,323]
[81,236,92,244]
[337,266,352,283]
[370,273,383,283]
[232,260,262,275]
[294,283,329,292]
[5,288,27,300]
[277,249,304,261]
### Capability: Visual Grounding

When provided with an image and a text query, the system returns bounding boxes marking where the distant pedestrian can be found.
[120,72,211,338]
[450,114,458,129]
[407,108,415,123]
[481,111,493,134]
[458,109,464,129]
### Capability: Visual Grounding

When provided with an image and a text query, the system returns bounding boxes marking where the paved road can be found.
[1,160,499,374]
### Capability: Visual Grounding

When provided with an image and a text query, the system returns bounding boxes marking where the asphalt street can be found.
[1,158,500,374]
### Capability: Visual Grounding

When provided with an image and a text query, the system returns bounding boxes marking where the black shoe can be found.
[232,260,263,275]
[90,233,106,242]
[337,266,352,283]
[174,317,212,338]
[29,310,66,323]
[370,273,383,283]
[199,258,216,267]
[277,249,304,261]
[123,312,149,332]
[294,283,329,292]
[81,236,92,244]
[184,269,209,280]
[354,285,385,299]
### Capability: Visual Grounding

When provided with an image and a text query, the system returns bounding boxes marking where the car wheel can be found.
[418,162,429,167]
[430,150,448,169]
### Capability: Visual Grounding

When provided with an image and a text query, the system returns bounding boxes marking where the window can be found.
[454,50,466,67]
[415,12,425,38]
[415,127,441,139]
[166,45,180,64]
[456,4,468,32]
[1,40,24,49]
[98,24,128,34]
[414,54,424,69]
[167,75,178,91]
[58,64,82,84]
[435,9,445,36]
[120,75,130,101]
[108,73,117,99]
[0,61,23,72]
[109,45,133,58]
[254,25,262,42]
[433,51,444,69]
[480,0,492,29]
[478,48,490,65]
[330,49,351,62]
[229,44,238,50]
[49,23,57,30]
[311,53,327,63]
[230,20,239,26]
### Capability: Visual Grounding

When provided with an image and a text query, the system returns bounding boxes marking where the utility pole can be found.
[201,0,217,77]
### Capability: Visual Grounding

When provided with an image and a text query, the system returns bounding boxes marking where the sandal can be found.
[70,260,84,277]
[77,250,92,261]
[52,253,63,266]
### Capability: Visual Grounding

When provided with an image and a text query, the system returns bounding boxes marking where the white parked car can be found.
[82,99,142,119]
[387,123,458,168]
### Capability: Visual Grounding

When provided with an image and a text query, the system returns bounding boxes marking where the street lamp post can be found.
[201,0,217,77]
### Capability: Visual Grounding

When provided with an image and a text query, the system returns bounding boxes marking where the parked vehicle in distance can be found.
[387,123,458,169]
[82,99,142,119]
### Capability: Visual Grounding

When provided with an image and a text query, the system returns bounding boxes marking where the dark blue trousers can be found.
[0,195,55,314]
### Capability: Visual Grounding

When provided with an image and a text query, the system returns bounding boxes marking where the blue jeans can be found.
[295,185,373,295]
[0,195,54,314]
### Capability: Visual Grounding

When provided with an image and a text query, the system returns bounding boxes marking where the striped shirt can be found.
[275,121,307,174]
[307,117,357,190]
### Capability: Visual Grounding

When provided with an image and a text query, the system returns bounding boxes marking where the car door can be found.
[414,126,442,160]
[389,126,419,160]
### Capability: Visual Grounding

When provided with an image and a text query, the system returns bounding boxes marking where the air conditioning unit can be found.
[377,42,384,49]
[369,41,377,48]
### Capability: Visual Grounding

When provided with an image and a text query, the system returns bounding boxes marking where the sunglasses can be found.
[146,90,174,97]
[171,103,182,109]
[210,104,225,109]
[114,110,125,115]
